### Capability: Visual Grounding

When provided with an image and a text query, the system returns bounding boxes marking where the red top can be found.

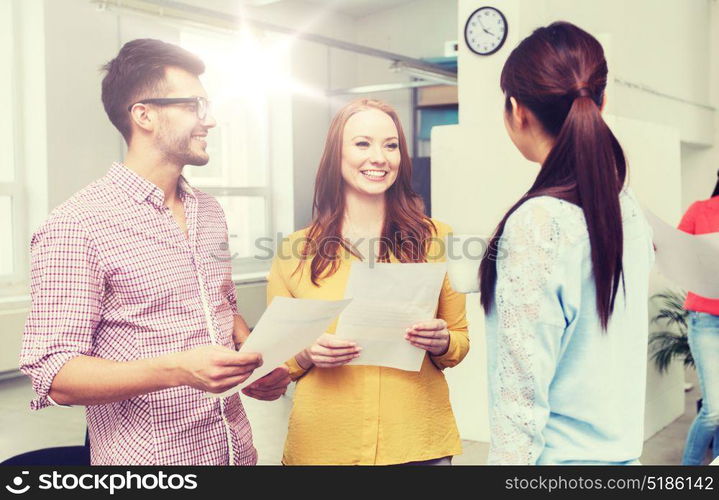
[678,196,719,315]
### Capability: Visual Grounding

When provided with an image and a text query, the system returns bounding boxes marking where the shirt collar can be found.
[108,162,196,208]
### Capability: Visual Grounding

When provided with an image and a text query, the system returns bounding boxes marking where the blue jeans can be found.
[682,312,719,465]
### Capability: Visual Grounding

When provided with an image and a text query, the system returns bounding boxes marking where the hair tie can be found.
[574,87,593,99]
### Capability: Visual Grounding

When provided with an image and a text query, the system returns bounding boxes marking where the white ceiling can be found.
[247,0,416,19]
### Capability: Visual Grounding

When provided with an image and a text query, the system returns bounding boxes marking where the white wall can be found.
[521,0,711,103]
[528,0,718,204]
[681,1,719,212]
[44,0,125,212]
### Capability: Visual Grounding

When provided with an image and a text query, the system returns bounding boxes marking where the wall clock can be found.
[464,6,508,56]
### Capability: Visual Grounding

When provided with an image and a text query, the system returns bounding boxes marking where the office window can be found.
[0,0,24,288]
[180,29,285,273]
[0,197,13,276]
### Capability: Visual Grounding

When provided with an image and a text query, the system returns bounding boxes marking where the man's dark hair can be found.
[101,38,205,144]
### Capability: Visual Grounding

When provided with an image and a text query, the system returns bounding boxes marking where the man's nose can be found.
[201,111,217,129]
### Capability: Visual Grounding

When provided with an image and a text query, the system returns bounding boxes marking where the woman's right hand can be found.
[297,334,362,369]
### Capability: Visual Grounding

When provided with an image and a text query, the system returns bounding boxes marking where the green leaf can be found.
[648,289,692,374]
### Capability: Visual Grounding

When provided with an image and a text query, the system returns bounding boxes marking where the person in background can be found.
[267,98,469,465]
[678,170,719,465]
[479,22,654,465]
[20,38,289,466]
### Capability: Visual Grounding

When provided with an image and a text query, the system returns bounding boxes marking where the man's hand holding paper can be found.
[172,345,263,394]
[209,296,352,398]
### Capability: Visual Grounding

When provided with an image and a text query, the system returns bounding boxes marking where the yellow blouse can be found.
[267,219,469,465]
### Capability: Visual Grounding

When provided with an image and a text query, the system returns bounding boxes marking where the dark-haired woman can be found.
[267,98,469,465]
[479,22,654,465]
[679,172,719,465]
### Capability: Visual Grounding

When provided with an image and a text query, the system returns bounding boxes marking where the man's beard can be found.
[157,129,210,167]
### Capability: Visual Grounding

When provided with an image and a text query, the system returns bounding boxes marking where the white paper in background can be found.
[209,296,352,398]
[643,208,719,298]
[335,262,448,371]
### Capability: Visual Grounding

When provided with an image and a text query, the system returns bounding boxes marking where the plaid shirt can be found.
[20,163,256,465]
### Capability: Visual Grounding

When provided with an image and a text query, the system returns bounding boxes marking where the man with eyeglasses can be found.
[19,38,290,465]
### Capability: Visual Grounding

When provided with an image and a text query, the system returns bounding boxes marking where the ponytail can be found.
[480,22,626,330]
[556,94,626,327]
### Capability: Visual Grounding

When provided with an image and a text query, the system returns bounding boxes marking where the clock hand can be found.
[478,17,495,36]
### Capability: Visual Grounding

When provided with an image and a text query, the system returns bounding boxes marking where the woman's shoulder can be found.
[272,227,312,268]
[504,196,587,247]
[688,196,719,214]
[508,196,582,227]
[283,227,311,242]
[427,218,453,238]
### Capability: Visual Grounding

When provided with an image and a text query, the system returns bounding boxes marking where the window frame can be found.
[200,187,275,275]
[0,0,28,293]
[178,27,279,276]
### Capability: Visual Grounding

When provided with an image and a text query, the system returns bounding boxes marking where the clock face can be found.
[464,7,508,56]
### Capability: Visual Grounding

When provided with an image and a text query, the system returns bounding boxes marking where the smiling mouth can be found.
[191,136,207,146]
[361,170,387,180]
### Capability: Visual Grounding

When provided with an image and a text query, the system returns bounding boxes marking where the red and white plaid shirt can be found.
[20,163,257,465]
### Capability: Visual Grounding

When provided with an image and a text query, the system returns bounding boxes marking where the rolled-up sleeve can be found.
[227,282,240,315]
[20,213,104,410]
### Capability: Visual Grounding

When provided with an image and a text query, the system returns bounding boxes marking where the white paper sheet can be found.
[335,262,448,371]
[644,208,719,298]
[210,296,352,398]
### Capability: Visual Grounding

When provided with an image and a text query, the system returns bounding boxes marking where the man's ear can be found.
[128,103,155,134]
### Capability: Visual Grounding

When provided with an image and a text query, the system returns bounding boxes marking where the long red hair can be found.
[297,98,435,285]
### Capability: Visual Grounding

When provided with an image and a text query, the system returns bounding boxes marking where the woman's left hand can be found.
[405,319,450,356]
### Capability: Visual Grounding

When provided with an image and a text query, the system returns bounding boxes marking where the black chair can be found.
[0,430,90,466]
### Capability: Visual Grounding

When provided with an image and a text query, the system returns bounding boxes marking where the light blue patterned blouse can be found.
[485,190,655,465]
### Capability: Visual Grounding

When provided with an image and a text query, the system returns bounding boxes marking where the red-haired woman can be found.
[479,22,654,464]
[266,99,469,465]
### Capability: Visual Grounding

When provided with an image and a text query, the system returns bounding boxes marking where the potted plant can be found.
[649,290,694,374]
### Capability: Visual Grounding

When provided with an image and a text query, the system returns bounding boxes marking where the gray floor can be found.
[0,370,710,465]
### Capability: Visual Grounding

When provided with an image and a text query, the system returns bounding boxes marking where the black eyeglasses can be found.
[127,96,210,121]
